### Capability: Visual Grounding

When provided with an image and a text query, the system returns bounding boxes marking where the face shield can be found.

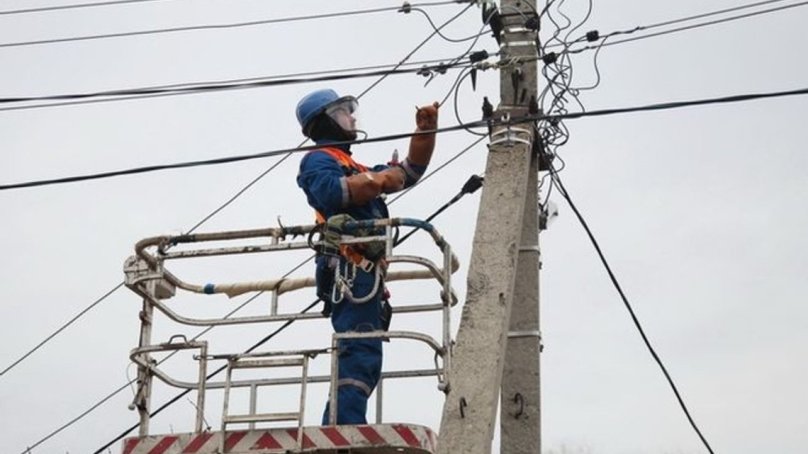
[324,96,359,135]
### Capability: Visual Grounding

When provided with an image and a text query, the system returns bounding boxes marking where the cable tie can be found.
[496,56,522,70]
[585,30,600,42]
[398,1,412,14]
[469,50,489,63]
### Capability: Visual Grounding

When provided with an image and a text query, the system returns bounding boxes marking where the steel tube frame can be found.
[129,338,209,432]
[127,217,458,436]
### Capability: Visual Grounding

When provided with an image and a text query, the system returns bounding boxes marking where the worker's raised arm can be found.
[345,102,440,203]
[388,102,439,190]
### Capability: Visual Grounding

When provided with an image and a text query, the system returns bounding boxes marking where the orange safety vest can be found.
[309,146,369,224]
[308,147,375,268]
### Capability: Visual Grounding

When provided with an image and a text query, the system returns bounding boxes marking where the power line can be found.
[549,169,715,454]
[7,54,460,103]
[0,123,481,191]
[0,1,456,49]
[0,0,168,16]
[6,84,808,192]
[568,0,808,54]
[547,0,793,50]
[0,55,494,113]
[0,5,482,112]
[0,283,125,377]
[549,85,808,120]
[636,0,793,31]
[0,61,472,105]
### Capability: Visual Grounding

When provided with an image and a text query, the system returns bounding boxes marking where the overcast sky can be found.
[1,1,807,453]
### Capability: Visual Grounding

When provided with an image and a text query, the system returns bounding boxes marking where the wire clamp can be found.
[496,56,523,70]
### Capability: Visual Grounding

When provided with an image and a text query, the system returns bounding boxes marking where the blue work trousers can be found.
[319,260,384,425]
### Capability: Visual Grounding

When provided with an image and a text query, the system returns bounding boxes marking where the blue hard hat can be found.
[296,89,353,133]
[296,88,339,130]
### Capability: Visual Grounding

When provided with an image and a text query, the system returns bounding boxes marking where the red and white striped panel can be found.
[122,423,437,454]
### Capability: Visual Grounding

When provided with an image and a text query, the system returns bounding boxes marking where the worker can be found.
[296,88,439,424]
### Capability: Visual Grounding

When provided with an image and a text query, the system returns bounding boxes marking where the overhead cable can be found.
[550,86,808,120]
[550,169,715,454]
[0,62,472,105]
[6,85,808,192]
[0,283,125,377]
[633,0,793,31]
[0,0,167,16]
[0,123,480,191]
[0,1,457,49]
[0,54,494,112]
[567,0,808,54]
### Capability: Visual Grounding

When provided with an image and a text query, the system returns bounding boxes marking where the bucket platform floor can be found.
[122,423,437,454]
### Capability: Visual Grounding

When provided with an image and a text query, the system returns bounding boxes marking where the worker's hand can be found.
[378,167,406,193]
[416,102,440,131]
[346,168,405,205]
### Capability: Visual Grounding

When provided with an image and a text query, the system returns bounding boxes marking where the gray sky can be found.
[1,1,807,453]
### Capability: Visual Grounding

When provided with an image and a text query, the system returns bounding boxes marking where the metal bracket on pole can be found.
[489,114,532,149]
[507,330,541,339]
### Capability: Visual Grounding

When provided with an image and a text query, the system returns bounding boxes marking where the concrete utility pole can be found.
[436,0,541,453]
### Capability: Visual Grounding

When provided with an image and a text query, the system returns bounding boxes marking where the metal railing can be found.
[124,218,459,436]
